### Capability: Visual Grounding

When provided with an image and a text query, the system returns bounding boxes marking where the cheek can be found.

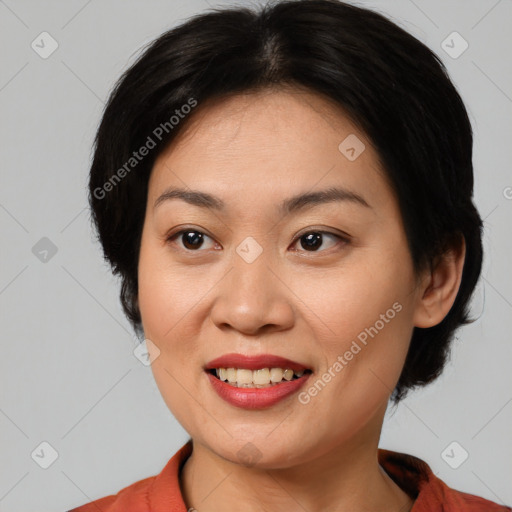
[138,236,197,340]
[303,256,413,346]
[137,235,222,390]
[302,247,416,401]
[137,239,210,431]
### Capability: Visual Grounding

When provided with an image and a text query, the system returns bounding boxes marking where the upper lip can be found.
[204,353,311,372]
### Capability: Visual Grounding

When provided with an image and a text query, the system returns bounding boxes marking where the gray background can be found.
[0,0,511,510]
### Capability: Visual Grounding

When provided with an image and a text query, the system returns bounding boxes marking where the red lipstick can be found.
[205,353,309,372]
[204,353,312,409]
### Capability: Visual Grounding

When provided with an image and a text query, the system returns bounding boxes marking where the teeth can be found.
[226,368,237,383]
[237,369,253,386]
[283,369,294,381]
[213,367,308,387]
[270,368,283,382]
[253,368,270,385]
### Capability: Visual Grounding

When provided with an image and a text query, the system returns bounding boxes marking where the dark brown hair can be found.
[88,0,483,404]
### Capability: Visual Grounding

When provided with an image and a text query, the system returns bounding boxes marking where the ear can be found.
[413,236,466,328]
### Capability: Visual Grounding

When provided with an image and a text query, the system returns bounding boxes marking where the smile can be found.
[209,367,311,388]
[204,353,313,409]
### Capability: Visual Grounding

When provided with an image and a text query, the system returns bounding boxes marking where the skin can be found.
[137,87,466,512]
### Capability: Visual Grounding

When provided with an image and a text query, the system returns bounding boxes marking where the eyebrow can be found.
[153,186,371,214]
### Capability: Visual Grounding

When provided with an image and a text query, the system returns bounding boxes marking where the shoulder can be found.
[421,471,512,512]
[378,448,512,511]
[67,441,193,512]
[67,474,156,512]
[442,488,512,511]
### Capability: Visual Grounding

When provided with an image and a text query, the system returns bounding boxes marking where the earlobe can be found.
[413,236,466,328]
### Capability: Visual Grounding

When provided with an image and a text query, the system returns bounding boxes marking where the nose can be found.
[210,252,295,336]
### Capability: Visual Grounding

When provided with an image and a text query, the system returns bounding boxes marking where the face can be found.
[138,88,425,468]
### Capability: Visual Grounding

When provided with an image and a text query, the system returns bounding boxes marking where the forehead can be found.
[149,89,393,214]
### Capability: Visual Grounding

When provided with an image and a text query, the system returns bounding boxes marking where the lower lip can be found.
[206,372,311,409]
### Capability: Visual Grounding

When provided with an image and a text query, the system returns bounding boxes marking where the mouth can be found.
[204,353,313,409]
[206,367,312,388]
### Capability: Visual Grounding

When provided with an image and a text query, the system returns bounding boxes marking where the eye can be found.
[290,230,348,253]
[166,228,349,254]
[166,229,218,251]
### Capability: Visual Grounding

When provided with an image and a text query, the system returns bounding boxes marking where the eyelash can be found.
[165,227,350,254]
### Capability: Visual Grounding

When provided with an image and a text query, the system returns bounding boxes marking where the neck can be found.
[180,408,414,512]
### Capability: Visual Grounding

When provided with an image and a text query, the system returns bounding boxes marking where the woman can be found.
[69,0,511,510]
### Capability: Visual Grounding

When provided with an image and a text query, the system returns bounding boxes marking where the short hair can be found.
[88,0,483,404]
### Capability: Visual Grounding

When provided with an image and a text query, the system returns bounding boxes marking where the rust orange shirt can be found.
[68,441,511,511]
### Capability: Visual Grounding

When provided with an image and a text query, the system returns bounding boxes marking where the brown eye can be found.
[292,231,347,253]
[166,229,217,251]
